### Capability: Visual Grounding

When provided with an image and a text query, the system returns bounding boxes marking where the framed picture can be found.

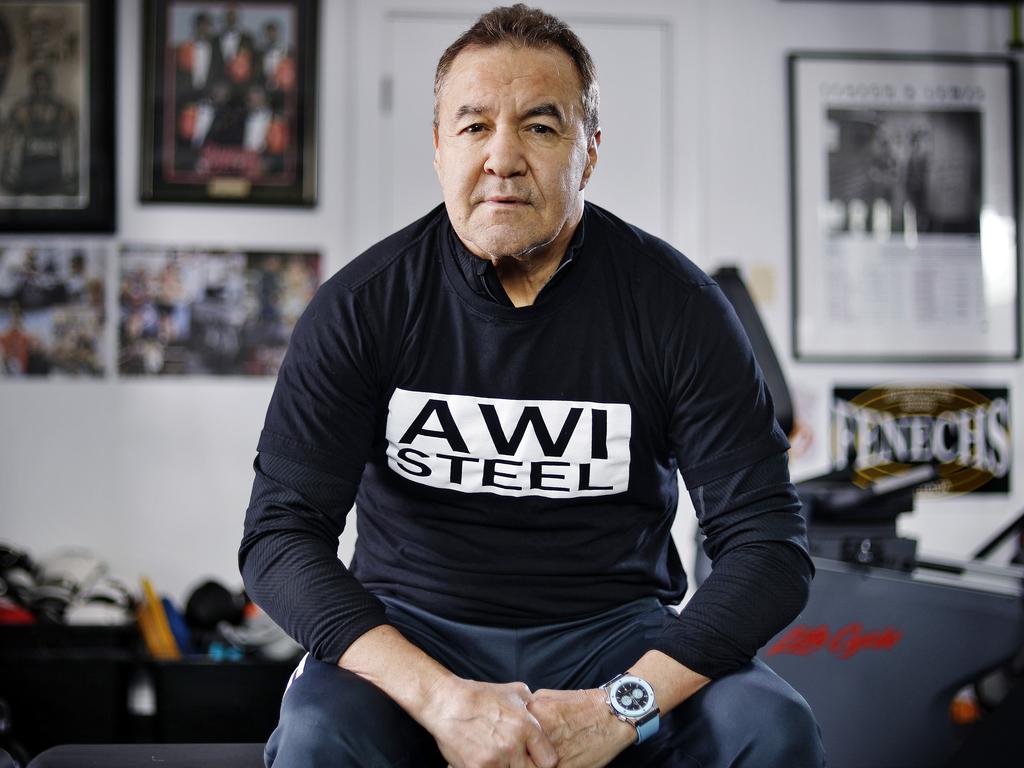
[0,240,107,377]
[140,0,318,206]
[119,244,320,376]
[789,52,1019,361]
[0,1,116,233]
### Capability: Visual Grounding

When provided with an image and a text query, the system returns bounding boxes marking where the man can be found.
[240,5,824,767]
[0,67,77,196]
[255,20,295,103]
[176,12,224,98]
[218,5,256,87]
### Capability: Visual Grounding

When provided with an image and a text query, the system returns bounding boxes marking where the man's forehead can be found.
[440,43,581,111]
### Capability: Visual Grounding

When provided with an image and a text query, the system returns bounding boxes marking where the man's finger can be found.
[525,716,559,768]
[509,681,533,702]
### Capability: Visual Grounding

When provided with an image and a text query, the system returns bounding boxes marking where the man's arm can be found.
[241,452,558,768]
[527,454,813,767]
[527,651,710,768]
[242,451,558,768]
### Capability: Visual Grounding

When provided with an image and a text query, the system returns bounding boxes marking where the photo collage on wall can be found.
[0,242,321,379]
[0,242,106,377]
[119,246,319,376]
[0,1,322,379]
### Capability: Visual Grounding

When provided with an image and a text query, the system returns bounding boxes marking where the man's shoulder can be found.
[585,203,714,294]
[329,204,447,294]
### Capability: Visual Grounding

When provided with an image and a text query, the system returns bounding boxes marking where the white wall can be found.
[1,0,1020,604]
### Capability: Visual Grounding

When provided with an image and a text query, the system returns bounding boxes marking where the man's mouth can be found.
[482,195,529,206]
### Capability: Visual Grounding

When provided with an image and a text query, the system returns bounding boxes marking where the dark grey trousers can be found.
[266,596,825,768]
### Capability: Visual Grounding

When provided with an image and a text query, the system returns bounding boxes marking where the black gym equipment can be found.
[705,266,1024,768]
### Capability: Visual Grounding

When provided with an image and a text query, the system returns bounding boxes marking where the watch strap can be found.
[634,709,660,744]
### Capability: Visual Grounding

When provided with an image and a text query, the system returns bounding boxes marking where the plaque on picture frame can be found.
[140,0,318,206]
[789,52,1019,362]
[0,0,116,232]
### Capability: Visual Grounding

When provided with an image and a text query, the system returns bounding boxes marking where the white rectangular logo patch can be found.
[385,388,631,498]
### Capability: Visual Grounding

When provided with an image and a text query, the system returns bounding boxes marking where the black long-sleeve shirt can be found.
[240,202,812,678]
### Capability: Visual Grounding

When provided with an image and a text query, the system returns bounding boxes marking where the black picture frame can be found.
[789,51,1020,362]
[0,0,116,233]
[140,0,318,206]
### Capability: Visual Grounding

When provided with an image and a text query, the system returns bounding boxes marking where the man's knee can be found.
[744,684,823,765]
[697,662,824,767]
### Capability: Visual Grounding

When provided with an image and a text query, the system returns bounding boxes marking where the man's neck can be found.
[478,208,583,308]
[491,251,563,308]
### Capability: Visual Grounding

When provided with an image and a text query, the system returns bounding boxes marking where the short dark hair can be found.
[433,4,599,137]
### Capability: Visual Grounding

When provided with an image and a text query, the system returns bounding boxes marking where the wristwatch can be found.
[601,673,660,744]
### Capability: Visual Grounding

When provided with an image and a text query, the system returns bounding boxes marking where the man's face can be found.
[433,44,598,263]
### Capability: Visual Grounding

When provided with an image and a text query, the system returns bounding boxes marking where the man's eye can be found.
[461,123,485,134]
[528,124,554,134]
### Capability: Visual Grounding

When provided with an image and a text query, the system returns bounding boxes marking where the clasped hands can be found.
[427,676,637,768]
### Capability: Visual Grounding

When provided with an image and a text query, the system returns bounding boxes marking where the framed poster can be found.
[0,241,107,376]
[119,244,319,376]
[140,0,318,206]
[789,52,1019,361]
[0,1,116,232]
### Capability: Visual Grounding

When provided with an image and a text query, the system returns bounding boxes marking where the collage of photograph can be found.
[0,0,320,377]
[0,243,105,377]
[118,246,318,376]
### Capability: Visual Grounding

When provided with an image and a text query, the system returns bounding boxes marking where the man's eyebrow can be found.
[454,104,487,121]
[522,103,565,124]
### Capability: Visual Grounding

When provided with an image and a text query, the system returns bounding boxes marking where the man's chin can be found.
[457,222,542,261]
[467,236,544,264]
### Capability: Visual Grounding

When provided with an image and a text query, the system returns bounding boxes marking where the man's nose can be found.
[483,127,527,178]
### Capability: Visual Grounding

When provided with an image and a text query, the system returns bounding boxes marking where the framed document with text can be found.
[789,52,1019,361]
[140,0,318,205]
[0,0,116,232]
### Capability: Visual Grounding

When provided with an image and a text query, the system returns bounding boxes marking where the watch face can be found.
[615,682,650,712]
[609,676,655,717]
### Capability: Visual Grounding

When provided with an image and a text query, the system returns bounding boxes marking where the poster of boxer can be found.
[0,1,115,232]
[0,242,106,376]
[140,0,318,205]
[789,53,1018,361]
[118,245,319,376]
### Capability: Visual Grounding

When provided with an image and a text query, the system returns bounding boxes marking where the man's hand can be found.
[423,677,558,768]
[527,688,636,768]
[340,625,557,768]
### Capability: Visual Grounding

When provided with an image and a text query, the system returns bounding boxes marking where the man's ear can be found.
[433,125,441,173]
[580,129,601,190]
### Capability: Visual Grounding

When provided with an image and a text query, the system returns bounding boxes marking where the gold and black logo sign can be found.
[832,384,1011,496]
